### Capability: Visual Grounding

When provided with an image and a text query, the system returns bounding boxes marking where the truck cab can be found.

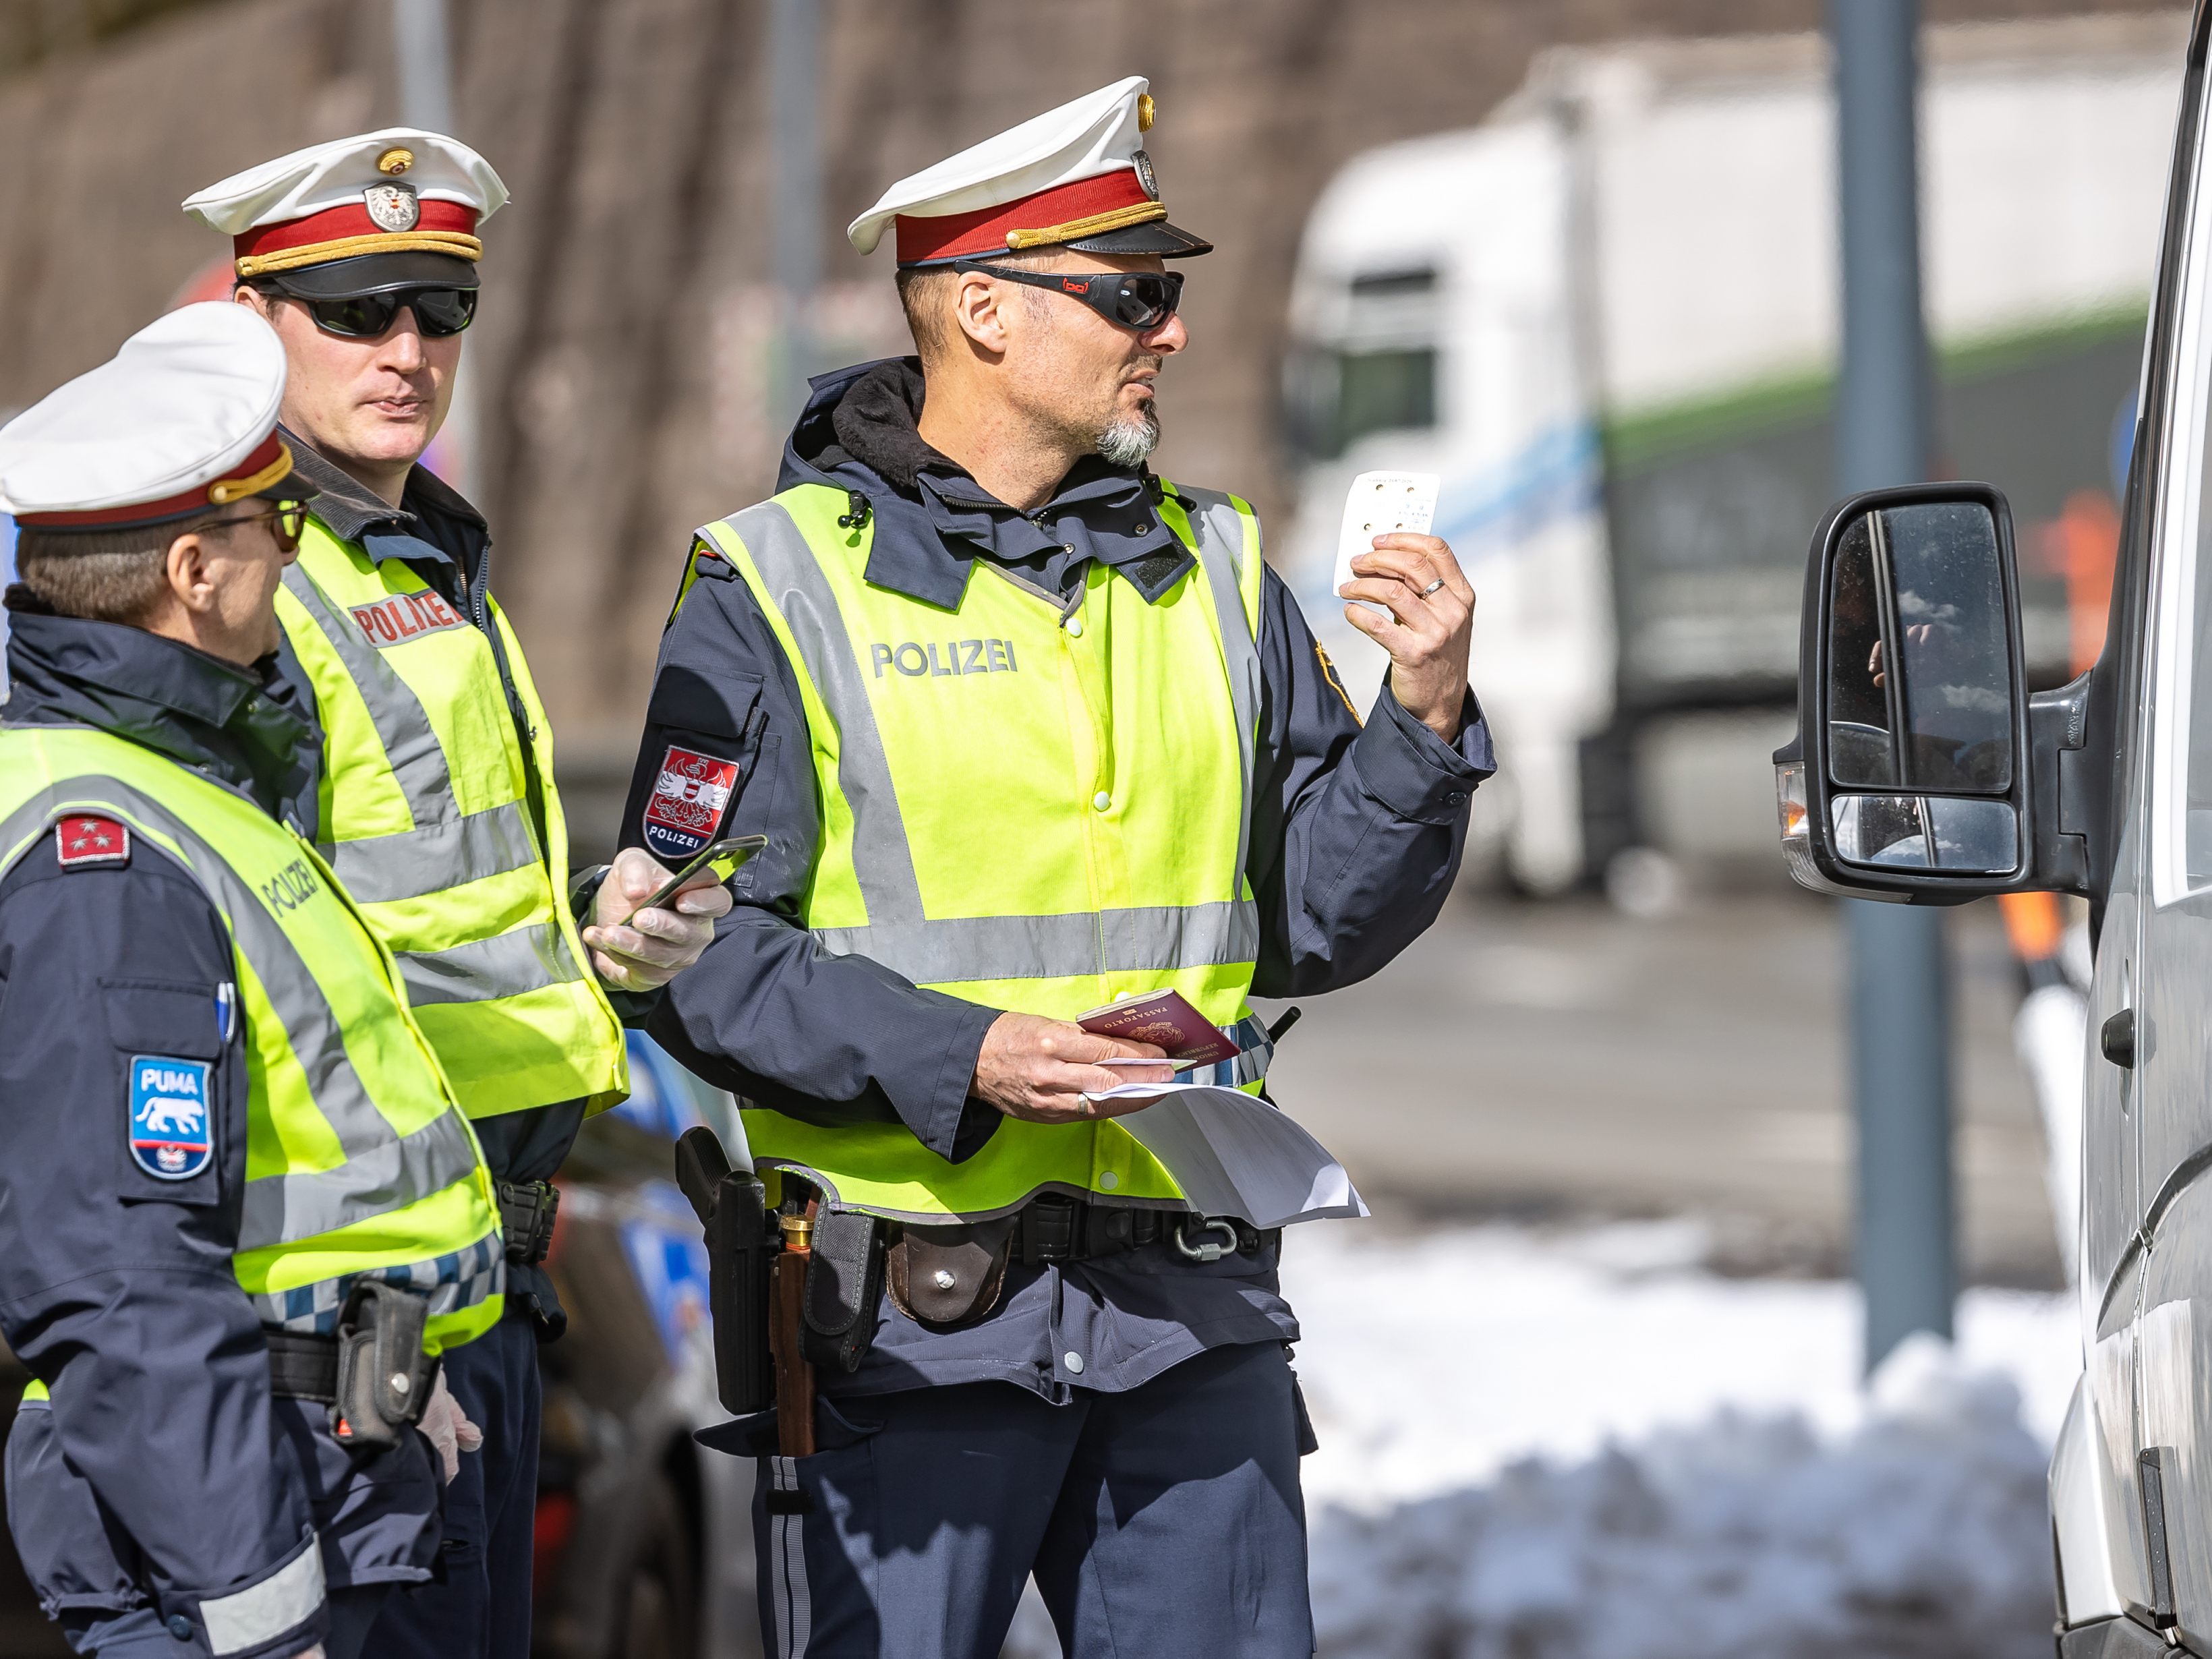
[1293,18,2176,898]
[1777,8,2212,1650]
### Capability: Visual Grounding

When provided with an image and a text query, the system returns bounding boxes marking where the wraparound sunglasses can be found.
[262,285,478,340]
[952,264,1184,330]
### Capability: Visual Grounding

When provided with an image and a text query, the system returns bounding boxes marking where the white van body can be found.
[1766,6,2212,1648]
[1285,17,2184,892]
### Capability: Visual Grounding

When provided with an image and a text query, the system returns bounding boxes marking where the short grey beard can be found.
[1095,406,1162,468]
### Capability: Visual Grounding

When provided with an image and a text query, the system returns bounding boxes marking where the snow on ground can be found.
[1004,1220,2078,1658]
[1285,1219,2079,1513]
[1284,1220,2079,1658]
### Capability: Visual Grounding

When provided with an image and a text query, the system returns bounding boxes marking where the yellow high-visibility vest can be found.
[691,480,1268,1221]
[276,520,627,1119]
[0,724,504,1351]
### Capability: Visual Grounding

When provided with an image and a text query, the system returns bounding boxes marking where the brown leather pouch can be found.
[885,1216,1018,1327]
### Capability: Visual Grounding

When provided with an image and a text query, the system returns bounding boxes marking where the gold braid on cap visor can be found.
[207,442,295,506]
[1003,201,1168,250]
[234,230,484,279]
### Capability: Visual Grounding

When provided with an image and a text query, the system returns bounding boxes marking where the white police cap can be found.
[0,302,308,530]
[184,128,508,293]
[847,76,1211,266]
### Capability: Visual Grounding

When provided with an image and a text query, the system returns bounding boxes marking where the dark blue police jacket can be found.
[620,360,1497,1404]
[0,598,443,1653]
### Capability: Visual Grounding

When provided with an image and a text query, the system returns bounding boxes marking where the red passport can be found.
[1077,989,1240,1066]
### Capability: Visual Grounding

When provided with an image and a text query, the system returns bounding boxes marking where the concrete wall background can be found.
[0,0,2176,814]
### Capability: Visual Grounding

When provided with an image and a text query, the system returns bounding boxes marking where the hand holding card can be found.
[1076,989,1240,1068]
[1334,470,1440,616]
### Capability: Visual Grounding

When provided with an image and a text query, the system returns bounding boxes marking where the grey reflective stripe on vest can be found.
[0,778,486,1251]
[707,502,1262,988]
[704,506,929,930]
[1176,486,1263,890]
[281,562,542,905]
[394,920,585,1007]
[809,900,1258,986]
[328,802,540,906]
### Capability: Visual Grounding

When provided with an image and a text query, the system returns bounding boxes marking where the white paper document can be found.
[1087,1083,1368,1229]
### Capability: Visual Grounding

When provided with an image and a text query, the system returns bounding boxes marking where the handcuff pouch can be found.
[330,1280,435,1452]
[801,1210,885,1372]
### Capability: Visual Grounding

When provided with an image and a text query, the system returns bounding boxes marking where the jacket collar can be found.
[1,595,318,820]
[284,426,486,567]
[778,359,1196,611]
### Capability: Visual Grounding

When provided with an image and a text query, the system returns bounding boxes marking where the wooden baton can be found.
[771,1210,817,1457]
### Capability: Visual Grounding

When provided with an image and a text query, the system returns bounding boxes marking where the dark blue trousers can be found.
[368,1310,541,1659]
[755,1340,1312,1659]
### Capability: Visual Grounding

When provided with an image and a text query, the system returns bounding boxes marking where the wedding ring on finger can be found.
[1420,578,1446,597]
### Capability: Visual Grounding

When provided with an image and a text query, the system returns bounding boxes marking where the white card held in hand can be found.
[1335,471,1441,616]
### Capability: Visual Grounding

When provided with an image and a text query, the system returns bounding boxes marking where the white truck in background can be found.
[1281,14,2183,896]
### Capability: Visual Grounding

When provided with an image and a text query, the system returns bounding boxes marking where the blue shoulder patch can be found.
[128,1055,212,1181]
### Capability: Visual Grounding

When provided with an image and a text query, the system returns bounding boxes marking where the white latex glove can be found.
[580,847,735,991]
[289,1648,326,1659]
[418,1369,482,1484]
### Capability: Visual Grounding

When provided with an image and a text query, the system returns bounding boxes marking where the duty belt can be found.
[263,1281,438,1453]
[263,1329,340,1402]
[497,1178,560,1264]
[1011,1194,1275,1266]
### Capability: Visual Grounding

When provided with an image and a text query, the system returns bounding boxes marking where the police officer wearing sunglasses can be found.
[625,78,1496,1657]
[175,132,733,1659]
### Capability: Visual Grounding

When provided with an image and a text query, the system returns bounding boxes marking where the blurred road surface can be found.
[1256,887,2060,1286]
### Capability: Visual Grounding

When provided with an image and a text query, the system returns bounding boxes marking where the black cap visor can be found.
[258,250,479,299]
[1064,218,1213,259]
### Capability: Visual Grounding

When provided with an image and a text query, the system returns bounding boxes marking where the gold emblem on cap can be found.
[376,147,415,176]
[1137,93,1156,133]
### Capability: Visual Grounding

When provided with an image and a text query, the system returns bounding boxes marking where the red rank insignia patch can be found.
[57,815,130,868]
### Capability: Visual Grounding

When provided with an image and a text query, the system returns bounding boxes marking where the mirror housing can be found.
[1775,481,2092,904]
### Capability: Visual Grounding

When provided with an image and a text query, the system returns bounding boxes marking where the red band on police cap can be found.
[895,168,1155,265]
[235,197,480,266]
[16,433,289,529]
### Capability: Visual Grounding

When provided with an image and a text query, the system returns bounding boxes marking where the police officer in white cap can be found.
[626,78,1495,1655]
[183,133,732,1658]
[0,302,505,1659]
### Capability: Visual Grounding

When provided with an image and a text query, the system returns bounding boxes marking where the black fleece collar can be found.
[781,358,1196,610]
[1,596,319,821]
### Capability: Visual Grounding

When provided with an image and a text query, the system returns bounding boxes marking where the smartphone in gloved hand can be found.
[623,834,766,925]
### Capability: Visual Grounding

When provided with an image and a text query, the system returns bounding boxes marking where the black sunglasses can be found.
[274,286,478,341]
[953,264,1184,331]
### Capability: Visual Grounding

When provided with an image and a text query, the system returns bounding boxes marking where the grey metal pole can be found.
[1831,0,1956,1372]
[769,0,822,424]
[390,0,477,500]
[391,0,456,136]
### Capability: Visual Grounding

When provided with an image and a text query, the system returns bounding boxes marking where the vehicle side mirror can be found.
[1774,481,2081,902]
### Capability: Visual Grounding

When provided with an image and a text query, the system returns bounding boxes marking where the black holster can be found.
[674,1127,777,1415]
[496,1178,560,1264]
[330,1280,437,1452]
